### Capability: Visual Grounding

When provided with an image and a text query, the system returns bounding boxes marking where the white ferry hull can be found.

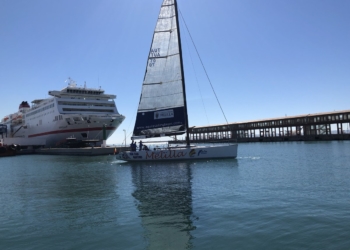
[1,80,125,147]
[116,144,238,162]
[2,115,124,147]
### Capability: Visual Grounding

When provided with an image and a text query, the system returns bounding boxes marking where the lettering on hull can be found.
[146,150,187,160]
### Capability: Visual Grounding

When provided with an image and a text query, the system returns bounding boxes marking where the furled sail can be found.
[133,0,186,138]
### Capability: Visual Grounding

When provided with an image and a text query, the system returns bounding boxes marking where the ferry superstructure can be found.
[0,79,125,147]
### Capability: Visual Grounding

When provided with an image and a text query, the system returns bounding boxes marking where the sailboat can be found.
[116,0,237,161]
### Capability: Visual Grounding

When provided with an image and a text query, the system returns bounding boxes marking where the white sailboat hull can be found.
[116,144,238,162]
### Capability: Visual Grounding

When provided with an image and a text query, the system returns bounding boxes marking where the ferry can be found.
[0,78,125,147]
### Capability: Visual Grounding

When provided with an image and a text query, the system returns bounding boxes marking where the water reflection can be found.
[131,162,195,250]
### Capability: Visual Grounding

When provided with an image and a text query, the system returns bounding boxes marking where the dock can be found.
[16,146,128,156]
[36,147,116,156]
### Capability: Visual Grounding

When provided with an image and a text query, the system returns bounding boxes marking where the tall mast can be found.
[174,0,190,146]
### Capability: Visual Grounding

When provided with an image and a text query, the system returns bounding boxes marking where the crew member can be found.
[139,140,143,151]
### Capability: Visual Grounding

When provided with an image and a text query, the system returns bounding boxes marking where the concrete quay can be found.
[17,146,128,156]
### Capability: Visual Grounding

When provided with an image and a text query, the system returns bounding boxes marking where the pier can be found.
[188,110,350,143]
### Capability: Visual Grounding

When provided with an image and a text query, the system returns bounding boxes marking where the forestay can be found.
[133,0,187,138]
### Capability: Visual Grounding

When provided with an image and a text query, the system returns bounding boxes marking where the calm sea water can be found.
[1,141,350,250]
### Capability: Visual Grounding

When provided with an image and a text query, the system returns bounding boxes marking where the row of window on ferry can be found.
[26,103,55,118]
[67,89,102,95]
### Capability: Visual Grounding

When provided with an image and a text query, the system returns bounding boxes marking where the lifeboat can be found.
[2,116,9,122]
[11,112,24,124]
[11,114,19,123]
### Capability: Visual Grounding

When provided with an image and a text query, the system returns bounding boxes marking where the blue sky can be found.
[1,0,349,145]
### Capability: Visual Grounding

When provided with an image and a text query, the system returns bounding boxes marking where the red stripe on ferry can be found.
[28,127,116,138]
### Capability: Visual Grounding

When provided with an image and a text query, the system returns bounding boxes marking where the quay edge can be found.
[17,146,129,156]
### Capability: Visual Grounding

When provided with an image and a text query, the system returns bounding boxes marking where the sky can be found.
[1,0,349,145]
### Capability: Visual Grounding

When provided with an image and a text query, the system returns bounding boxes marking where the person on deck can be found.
[130,140,136,151]
[139,140,143,151]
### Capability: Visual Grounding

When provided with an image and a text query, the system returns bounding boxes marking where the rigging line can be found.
[125,108,137,142]
[121,93,140,145]
[179,10,229,125]
[182,20,210,126]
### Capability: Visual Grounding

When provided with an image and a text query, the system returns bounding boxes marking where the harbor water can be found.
[1,141,350,249]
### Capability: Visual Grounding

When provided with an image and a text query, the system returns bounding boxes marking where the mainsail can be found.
[133,0,188,138]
